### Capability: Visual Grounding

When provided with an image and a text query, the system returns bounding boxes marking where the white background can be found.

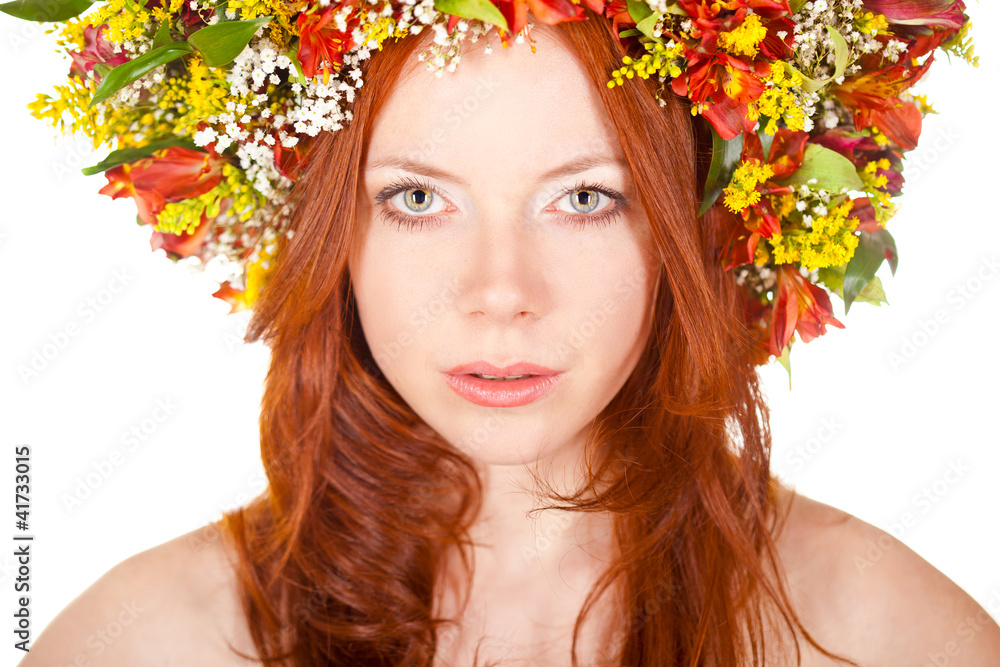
[1,2,998,662]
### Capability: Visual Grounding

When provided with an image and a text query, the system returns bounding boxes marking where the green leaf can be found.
[843,228,895,313]
[617,28,643,38]
[152,19,172,50]
[817,263,846,297]
[80,137,201,176]
[89,41,194,107]
[854,275,888,307]
[777,341,792,390]
[626,0,652,24]
[758,117,774,162]
[433,0,508,32]
[188,16,270,67]
[0,0,93,22]
[285,44,308,85]
[776,143,863,192]
[790,27,849,93]
[789,0,807,13]
[699,128,743,217]
[635,12,660,39]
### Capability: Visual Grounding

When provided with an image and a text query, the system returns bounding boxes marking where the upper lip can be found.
[446,361,560,377]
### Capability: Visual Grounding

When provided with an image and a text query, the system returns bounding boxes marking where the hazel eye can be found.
[393,187,445,215]
[552,188,613,216]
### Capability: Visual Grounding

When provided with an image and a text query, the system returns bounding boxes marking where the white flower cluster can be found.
[790,0,910,130]
[793,182,840,229]
[191,36,296,201]
[733,263,777,295]
[791,0,869,80]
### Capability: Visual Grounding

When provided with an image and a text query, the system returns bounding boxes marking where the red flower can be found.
[830,56,933,150]
[296,4,359,80]
[98,146,226,226]
[212,281,249,314]
[665,3,794,139]
[861,0,966,29]
[769,265,845,355]
[68,24,129,80]
[718,129,809,269]
[98,163,167,227]
[150,211,214,258]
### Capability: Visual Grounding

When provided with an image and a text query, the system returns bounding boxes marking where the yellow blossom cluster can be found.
[748,62,806,134]
[854,11,889,37]
[869,126,891,147]
[85,0,151,45]
[149,0,186,27]
[718,14,767,58]
[768,199,861,270]
[54,17,90,51]
[607,39,685,89]
[359,12,409,47]
[228,0,302,48]
[723,159,774,213]
[907,94,935,116]
[860,158,899,225]
[242,242,278,310]
[27,76,145,150]
[156,163,266,236]
[942,20,979,67]
[158,56,235,136]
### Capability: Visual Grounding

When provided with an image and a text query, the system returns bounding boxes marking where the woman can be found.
[15,3,1000,667]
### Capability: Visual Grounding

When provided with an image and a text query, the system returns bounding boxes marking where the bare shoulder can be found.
[767,481,1000,666]
[19,522,258,667]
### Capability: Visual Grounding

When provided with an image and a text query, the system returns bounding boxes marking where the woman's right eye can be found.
[374,178,453,230]
[391,187,448,215]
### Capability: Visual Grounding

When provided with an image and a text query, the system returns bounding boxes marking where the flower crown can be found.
[6,0,975,369]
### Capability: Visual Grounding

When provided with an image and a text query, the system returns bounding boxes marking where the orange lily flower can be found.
[769,265,844,356]
[296,3,359,81]
[99,146,226,227]
[150,211,214,259]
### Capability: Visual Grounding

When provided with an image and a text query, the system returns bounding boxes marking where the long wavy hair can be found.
[219,9,862,667]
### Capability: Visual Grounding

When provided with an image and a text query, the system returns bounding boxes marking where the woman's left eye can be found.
[548,186,620,220]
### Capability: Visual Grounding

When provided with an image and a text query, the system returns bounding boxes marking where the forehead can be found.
[364,29,624,179]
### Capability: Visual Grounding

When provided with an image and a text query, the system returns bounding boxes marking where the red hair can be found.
[219,11,862,667]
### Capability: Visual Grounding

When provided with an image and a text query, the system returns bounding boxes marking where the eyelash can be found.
[373,176,629,231]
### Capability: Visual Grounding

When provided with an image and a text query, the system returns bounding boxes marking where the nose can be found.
[454,215,546,325]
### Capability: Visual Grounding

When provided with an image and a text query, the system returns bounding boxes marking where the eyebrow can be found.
[365,152,628,186]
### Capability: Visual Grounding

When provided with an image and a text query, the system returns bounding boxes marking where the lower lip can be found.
[443,373,562,408]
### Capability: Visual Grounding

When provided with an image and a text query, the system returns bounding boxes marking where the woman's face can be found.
[350,28,662,468]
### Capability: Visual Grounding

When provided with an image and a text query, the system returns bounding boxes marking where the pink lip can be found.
[446,361,559,376]
[443,361,562,408]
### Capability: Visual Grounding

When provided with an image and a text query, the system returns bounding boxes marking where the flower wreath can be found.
[3,0,976,370]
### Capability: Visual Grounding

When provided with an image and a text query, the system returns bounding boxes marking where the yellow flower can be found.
[608,40,684,89]
[768,200,861,270]
[748,63,806,134]
[244,242,279,309]
[854,11,889,37]
[723,159,774,214]
[718,14,767,58]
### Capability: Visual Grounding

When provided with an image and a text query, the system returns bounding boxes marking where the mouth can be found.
[443,361,562,407]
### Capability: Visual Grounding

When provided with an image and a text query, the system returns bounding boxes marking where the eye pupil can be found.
[405,188,432,212]
[571,189,599,213]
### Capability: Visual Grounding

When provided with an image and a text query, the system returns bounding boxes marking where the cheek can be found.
[551,235,658,371]
[351,237,451,378]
